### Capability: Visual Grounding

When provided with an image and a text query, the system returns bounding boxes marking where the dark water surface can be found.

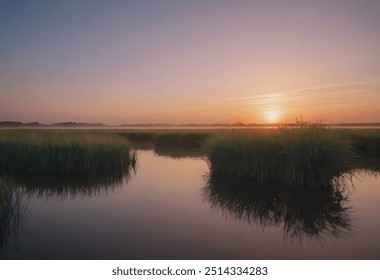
[1,149,380,259]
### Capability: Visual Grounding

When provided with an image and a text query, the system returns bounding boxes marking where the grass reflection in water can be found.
[203,173,352,244]
[0,179,28,257]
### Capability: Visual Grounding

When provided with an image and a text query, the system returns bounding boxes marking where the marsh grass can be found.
[279,125,353,186]
[204,130,281,181]
[204,125,353,186]
[0,131,137,177]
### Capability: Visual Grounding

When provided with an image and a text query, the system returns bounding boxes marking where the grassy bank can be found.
[204,126,353,186]
[0,131,137,177]
[0,128,378,184]
[119,130,211,148]
[115,128,380,158]
[153,132,210,147]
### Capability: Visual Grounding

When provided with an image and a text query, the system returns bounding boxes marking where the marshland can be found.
[2,0,380,265]
[0,127,380,259]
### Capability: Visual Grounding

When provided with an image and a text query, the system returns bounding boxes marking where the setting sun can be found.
[265,110,280,123]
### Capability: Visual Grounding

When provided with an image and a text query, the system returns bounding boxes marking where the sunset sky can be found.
[1,0,379,124]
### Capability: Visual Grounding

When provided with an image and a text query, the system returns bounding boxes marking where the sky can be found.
[1,0,380,124]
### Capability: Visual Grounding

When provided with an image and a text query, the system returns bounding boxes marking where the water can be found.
[1,149,380,259]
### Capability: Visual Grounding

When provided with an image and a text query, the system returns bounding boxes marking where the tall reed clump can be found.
[0,131,137,177]
[279,125,353,186]
[204,131,281,182]
[204,125,353,186]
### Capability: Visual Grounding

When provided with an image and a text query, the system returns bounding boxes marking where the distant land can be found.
[1,121,380,128]
[0,121,105,127]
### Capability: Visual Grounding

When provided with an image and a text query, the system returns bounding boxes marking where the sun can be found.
[265,110,280,123]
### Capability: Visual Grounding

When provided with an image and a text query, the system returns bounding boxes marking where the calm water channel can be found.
[1,148,380,259]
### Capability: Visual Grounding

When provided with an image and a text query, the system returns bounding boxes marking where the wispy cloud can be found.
[278,78,380,96]
[136,77,380,114]
[206,77,380,106]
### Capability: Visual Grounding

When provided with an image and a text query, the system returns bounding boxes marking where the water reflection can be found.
[13,174,130,200]
[0,180,28,257]
[203,174,352,244]
[1,159,137,200]
[0,161,137,256]
[2,145,380,259]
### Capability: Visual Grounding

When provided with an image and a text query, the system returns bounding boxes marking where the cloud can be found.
[205,77,380,106]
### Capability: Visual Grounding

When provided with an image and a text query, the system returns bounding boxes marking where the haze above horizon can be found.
[1,0,380,124]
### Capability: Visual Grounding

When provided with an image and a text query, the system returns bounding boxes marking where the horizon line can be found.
[1,120,380,127]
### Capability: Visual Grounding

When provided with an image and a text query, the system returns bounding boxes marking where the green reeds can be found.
[279,126,353,186]
[0,131,137,177]
[204,125,353,186]
[204,130,281,181]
